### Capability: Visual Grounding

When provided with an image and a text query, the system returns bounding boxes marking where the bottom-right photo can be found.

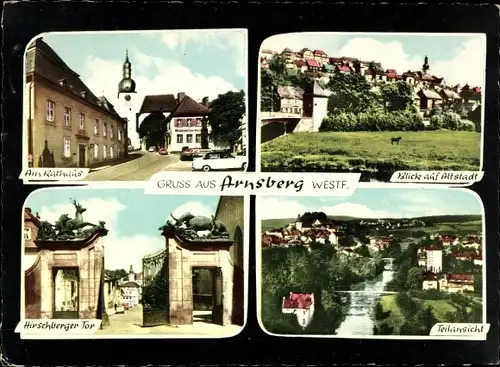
[257,188,485,339]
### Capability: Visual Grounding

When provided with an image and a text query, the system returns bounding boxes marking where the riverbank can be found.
[373,292,484,335]
[260,131,480,180]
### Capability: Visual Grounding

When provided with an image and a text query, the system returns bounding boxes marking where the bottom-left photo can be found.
[21,188,247,339]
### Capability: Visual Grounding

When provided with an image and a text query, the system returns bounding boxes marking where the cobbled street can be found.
[95,305,241,336]
[85,151,191,181]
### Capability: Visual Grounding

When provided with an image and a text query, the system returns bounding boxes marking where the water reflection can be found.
[335,270,394,336]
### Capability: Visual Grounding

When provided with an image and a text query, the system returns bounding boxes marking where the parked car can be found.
[180,148,203,161]
[148,146,155,152]
[115,305,125,314]
[158,148,169,155]
[192,150,247,171]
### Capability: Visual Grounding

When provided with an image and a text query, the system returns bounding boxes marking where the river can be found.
[335,270,395,336]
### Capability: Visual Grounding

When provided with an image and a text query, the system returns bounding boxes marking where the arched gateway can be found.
[142,213,235,327]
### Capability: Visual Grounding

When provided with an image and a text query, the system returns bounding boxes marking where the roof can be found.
[299,48,312,54]
[277,86,304,100]
[170,95,210,118]
[306,59,320,68]
[294,59,306,67]
[386,69,397,74]
[282,47,293,53]
[282,292,314,309]
[139,94,177,114]
[323,64,335,71]
[119,281,140,288]
[440,89,461,99]
[418,89,442,100]
[24,208,40,227]
[329,57,342,63]
[336,65,351,72]
[446,274,474,282]
[313,49,327,56]
[312,80,332,97]
[26,39,123,121]
[341,56,359,62]
[260,49,275,54]
[424,245,442,251]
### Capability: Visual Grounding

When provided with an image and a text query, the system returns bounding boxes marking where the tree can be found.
[327,73,379,115]
[260,70,281,112]
[406,267,423,291]
[379,81,414,112]
[200,116,210,149]
[209,90,246,151]
[413,306,438,335]
[138,112,168,148]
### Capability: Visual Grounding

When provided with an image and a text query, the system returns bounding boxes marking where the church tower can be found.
[422,55,430,74]
[117,50,141,150]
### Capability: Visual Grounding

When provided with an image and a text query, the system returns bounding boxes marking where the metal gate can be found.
[142,248,169,327]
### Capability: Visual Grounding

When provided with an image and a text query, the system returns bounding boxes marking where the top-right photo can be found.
[259,33,485,182]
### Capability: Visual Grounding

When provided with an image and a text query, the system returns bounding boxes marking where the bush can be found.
[319,110,425,132]
[442,112,462,130]
[429,114,444,130]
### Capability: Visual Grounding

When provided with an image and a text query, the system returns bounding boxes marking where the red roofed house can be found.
[439,235,459,246]
[439,274,475,293]
[335,64,352,74]
[306,58,321,72]
[294,59,308,73]
[282,292,315,329]
[313,49,329,65]
[385,69,398,81]
[422,271,438,290]
[138,92,213,152]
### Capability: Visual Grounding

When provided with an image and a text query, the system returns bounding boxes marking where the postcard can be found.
[21,29,248,183]
[19,187,248,339]
[257,32,485,184]
[257,187,488,339]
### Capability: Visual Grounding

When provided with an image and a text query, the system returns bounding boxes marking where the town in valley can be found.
[259,192,484,336]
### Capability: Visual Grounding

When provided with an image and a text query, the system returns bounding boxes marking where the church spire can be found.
[118,49,136,95]
[422,55,430,74]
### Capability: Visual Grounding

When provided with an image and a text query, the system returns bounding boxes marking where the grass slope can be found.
[261,131,481,172]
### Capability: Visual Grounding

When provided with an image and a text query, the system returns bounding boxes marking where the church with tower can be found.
[117,50,142,151]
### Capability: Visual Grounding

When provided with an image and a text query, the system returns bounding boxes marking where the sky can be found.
[36,29,247,118]
[259,188,483,220]
[261,33,486,87]
[24,188,220,272]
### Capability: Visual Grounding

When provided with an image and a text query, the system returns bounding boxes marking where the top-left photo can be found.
[23,29,248,181]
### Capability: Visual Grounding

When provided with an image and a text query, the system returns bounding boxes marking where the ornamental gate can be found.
[142,248,169,327]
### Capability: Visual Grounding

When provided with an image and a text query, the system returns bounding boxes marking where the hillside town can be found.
[262,214,483,294]
[260,47,482,121]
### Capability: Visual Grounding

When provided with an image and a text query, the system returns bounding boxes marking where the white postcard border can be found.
[21,28,250,185]
[19,185,250,339]
[255,32,487,187]
[255,186,488,340]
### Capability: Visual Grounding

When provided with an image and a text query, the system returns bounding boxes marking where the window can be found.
[177,134,183,144]
[118,129,122,141]
[63,137,71,158]
[110,125,114,139]
[207,153,220,160]
[102,145,107,159]
[79,113,85,131]
[64,107,71,128]
[46,100,55,122]
[103,122,107,137]
[195,134,202,143]
[94,119,99,135]
[186,118,192,127]
[186,134,193,144]
[196,118,202,127]
[24,228,31,240]
[93,144,99,159]
[110,146,114,159]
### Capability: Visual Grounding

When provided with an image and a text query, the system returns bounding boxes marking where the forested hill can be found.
[261,214,482,231]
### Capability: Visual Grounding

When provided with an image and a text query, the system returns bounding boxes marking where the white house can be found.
[425,246,443,273]
[119,281,140,307]
[422,271,438,290]
[282,292,315,329]
[302,80,332,132]
[439,274,475,293]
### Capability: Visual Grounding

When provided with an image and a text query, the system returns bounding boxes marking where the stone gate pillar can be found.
[162,228,234,326]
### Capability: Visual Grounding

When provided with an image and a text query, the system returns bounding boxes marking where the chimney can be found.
[202,96,209,108]
[177,92,186,103]
[25,207,32,214]
[81,91,87,98]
